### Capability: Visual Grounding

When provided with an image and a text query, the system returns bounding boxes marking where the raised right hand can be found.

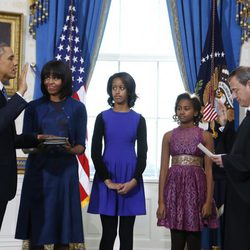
[217,101,227,126]
[17,63,29,96]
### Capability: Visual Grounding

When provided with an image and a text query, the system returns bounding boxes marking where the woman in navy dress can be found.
[15,60,87,250]
[88,72,147,250]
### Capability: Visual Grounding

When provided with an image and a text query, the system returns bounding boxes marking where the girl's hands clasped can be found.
[117,179,137,195]
[104,178,137,195]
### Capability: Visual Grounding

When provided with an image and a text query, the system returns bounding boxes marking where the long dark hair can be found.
[173,92,202,126]
[41,60,72,99]
[107,72,138,108]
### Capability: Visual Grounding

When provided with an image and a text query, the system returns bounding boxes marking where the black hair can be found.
[40,60,72,99]
[173,92,202,126]
[107,72,138,108]
[228,66,250,86]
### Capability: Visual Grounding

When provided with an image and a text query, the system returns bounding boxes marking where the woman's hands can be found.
[104,178,137,195]
[63,141,85,155]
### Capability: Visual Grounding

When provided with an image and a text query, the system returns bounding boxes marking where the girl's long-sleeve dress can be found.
[88,108,147,216]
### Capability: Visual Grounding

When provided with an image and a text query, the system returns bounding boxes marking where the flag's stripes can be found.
[77,154,90,207]
[203,102,218,121]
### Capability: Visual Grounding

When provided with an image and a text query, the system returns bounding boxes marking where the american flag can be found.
[54,0,90,207]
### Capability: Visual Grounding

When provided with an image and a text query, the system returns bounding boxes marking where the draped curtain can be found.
[166,0,241,126]
[34,0,111,98]
[166,0,241,93]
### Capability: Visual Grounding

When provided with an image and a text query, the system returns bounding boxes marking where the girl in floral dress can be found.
[157,93,218,250]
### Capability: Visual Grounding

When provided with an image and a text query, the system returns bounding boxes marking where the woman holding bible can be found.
[15,60,87,250]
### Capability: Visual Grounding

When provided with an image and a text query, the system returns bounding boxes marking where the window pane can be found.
[87,61,118,116]
[143,118,157,178]
[120,61,157,117]
[158,62,185,118]
[120,0,175,56]
[156,118,177,173]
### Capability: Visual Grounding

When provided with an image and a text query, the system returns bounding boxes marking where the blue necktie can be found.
[2,86,8,100]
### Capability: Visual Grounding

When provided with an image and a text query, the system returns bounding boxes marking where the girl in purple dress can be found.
[157,93,218,250]
[88,72,147,250]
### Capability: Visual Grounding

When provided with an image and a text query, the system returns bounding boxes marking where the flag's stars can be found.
[75,37,80,44]
[77,76,83,83]
[71,66,76,72]
[74,46,79,53]
[60,34,65,41]
[79,67,84,74]
[65,55,70,61]
[58,44,63,51]
[55,54,62,61]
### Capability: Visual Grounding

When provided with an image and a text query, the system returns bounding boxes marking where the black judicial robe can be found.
[222,114,250,250]
[211,121,235,249]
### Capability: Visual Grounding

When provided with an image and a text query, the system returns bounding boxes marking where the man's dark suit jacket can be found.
[0,92,38,201]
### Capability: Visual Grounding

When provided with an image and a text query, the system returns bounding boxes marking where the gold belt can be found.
[171,155,203,167]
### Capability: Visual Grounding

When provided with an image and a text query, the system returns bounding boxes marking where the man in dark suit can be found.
[211,66,250,250]
[0,43,40,230]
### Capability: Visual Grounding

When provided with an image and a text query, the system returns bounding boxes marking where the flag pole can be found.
[68,0,74,68]
[210,0,216,108]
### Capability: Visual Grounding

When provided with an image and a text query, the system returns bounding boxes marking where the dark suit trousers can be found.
[0,201,8,230]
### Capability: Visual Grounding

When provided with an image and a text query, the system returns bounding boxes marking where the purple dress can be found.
[157,126,218,231]
[88,109,146,216]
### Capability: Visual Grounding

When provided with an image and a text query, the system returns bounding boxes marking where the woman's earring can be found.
[173,114,180,123]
